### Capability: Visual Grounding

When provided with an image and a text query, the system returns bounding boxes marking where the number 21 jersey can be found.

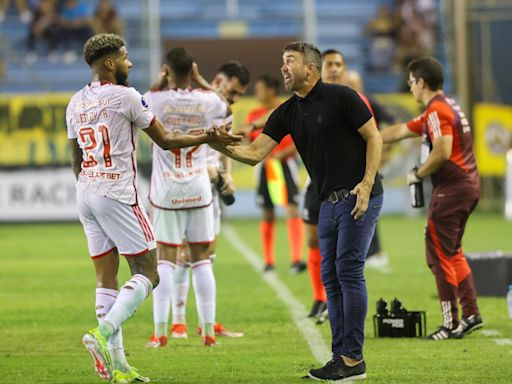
[66,82,155,205]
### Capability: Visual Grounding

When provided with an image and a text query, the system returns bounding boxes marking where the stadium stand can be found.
[0,0,442,94]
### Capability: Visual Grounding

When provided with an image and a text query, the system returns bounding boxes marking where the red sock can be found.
[287,217,303,263]
[260,220,275,266]
[308,247,326,302]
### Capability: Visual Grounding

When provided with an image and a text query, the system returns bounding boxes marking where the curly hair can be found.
[83,33,125,66]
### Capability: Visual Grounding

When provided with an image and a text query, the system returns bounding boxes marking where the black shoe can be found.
[290,260,307,275]
[425,326,463,340]
[309,357,366,382]
[316,306,329,325]
[460,314,483,335]
[307,301,326,318]
[263,264,274,272]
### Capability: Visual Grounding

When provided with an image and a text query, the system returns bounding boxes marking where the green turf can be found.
[0,214,511,383]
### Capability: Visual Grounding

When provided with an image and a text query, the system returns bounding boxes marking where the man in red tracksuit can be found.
[380,56,482,340]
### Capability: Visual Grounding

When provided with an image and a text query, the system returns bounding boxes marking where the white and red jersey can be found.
[145,88,228,210]
[66,82,155,205]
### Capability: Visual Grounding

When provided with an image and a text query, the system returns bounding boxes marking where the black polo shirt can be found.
[263,80,383,201]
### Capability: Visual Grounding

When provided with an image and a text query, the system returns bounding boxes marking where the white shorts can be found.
[153,204,214,246]
[212,191,221,236]
[77,189,156,258]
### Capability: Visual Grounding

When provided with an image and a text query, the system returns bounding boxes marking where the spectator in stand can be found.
[59,0,93,63]
[394,0,436,67]
[394,28,426,91]
[92,0,123,36]
[364,5,398,71]
[0,0,31,24]
[26,0,59,64]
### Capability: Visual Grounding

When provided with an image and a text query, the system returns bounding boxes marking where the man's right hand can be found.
[150,64,171,92]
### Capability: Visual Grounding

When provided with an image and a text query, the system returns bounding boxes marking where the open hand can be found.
[207,124,242,146]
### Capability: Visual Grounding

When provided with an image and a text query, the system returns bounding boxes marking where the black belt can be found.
[326,189,350,204]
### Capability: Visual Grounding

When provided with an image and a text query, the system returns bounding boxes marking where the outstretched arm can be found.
[380,123,419,143]
[144,119,241,150]
[209,132,278,166]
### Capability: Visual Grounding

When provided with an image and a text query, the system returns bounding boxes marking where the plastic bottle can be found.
[409,166,424,208]
[507,284,512,319]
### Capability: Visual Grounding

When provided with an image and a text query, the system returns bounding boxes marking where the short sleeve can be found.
[425,103,454,139]
[406,115,424,135]
[337,87,373,130]
[65,100,77,139]
[262,107,287,143]
[124,88,156,129]
[210,93,228,120]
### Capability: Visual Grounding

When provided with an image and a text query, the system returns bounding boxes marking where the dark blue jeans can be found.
[318,192,383,360]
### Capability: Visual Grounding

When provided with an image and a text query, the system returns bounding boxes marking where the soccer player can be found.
[145,47,231,347]
[380,56,482,340]
[242,75,304,273]
[158,61,250,341]
[67,33,240,383]
[210,41,382,382]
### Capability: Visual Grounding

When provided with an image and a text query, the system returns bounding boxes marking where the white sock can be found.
[172,262,190,325]
[96,288,129,372]
[102,274,152,337]
[191,260,216,331]
[152,261,174,337]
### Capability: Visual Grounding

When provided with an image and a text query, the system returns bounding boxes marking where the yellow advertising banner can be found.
[474,103,512,177]
[0,92,422,184]
[0,93,71,166]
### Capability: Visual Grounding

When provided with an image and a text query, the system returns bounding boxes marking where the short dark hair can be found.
[83,33,125,66]
[407,56,444,91]
[256,75,280,93]
[166,47,193,76]
[283,41,322,72]
[322,49,344,61]
[217,61,250,86]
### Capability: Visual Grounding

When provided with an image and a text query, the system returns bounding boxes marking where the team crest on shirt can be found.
[141,96,148,108]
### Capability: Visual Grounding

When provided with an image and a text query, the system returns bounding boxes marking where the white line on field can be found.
[494,338,512,346]
[481,329,501,337]
[223,224,331,363]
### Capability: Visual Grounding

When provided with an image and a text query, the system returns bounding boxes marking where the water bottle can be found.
[409,166,424,208]
[507,284,512,319]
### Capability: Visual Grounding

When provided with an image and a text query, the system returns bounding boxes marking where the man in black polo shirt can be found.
[209,41,383,381]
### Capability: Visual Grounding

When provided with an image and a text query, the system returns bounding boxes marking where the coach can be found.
[210,41,382,381]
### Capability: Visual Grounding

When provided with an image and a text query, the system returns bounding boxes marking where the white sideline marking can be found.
[481,329,501,337]
[223,224,331,363]
[494,339,512,346]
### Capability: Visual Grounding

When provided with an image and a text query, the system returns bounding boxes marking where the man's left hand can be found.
[407,168,422,185]
[219,171,235,195]
[350,180,372,220]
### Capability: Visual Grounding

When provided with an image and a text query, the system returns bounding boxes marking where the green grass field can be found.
[1,214,512,383]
